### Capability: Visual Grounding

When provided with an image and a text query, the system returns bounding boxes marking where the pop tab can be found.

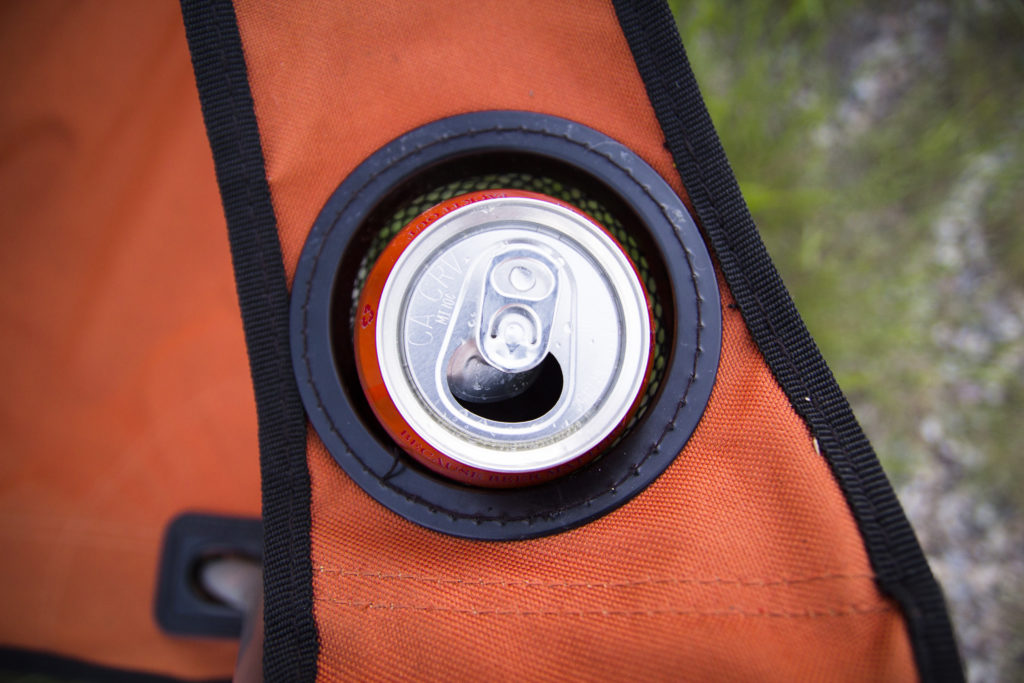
[447,242,566,406]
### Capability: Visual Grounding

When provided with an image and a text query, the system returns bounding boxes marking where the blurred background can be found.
[666,1,1024,680]
[0,2,1017,680]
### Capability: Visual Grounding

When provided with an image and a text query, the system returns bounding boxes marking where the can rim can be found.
[354,189,654,485]
[289,110,721,539]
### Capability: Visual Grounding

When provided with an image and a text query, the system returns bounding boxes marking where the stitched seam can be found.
[206,8,312,670]
[628,2,889,556]
[311,569,876,588]
[299,123,709,523]
[613,6,970,679]
[312,600,895,618]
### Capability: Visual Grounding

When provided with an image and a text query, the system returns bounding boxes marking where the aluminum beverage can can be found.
[354,189,653,487]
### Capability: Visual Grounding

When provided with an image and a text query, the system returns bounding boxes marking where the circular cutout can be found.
[290,111,721,540]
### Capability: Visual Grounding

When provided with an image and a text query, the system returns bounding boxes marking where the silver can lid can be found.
[355,191,652,486]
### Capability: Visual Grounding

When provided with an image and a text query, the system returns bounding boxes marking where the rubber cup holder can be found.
[290,111,721,540]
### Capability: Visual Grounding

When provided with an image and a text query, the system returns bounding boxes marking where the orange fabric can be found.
[234,1,917,680]
[0,1,259,678]
[306,278,914,680]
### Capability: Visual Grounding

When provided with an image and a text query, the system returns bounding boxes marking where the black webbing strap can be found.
[611,1,963,680]
[0,647,227,683]
[180,1,318,680]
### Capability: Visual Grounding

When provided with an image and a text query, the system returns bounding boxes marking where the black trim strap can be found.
[180,1,318,681]
[611,1,963,680]
[0,647,228,683]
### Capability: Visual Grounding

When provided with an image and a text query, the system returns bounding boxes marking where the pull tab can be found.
[477,244,562,374]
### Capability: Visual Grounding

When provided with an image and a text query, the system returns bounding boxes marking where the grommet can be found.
[290,111,721,540]
[154,514,262,638]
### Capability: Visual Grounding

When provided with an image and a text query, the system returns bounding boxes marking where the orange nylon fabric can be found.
[235,1,916,680]
[0,2,258,678]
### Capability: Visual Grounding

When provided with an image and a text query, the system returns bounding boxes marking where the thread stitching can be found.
[313,600,894,619]
[628,1,891,558]
[298,122,709,523]
[311,569,876,589]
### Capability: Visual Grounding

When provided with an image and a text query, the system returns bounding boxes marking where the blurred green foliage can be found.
[667,0,1024,489]
[666,2,1024,676]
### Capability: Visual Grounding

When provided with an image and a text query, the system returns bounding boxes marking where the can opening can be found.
[451,353,563,423]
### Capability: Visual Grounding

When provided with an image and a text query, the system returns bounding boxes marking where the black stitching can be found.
[613,2,965,680]
[628,1,896,559]
[300,123,708,524]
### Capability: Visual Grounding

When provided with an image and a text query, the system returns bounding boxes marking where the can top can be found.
[355,190,652,479]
